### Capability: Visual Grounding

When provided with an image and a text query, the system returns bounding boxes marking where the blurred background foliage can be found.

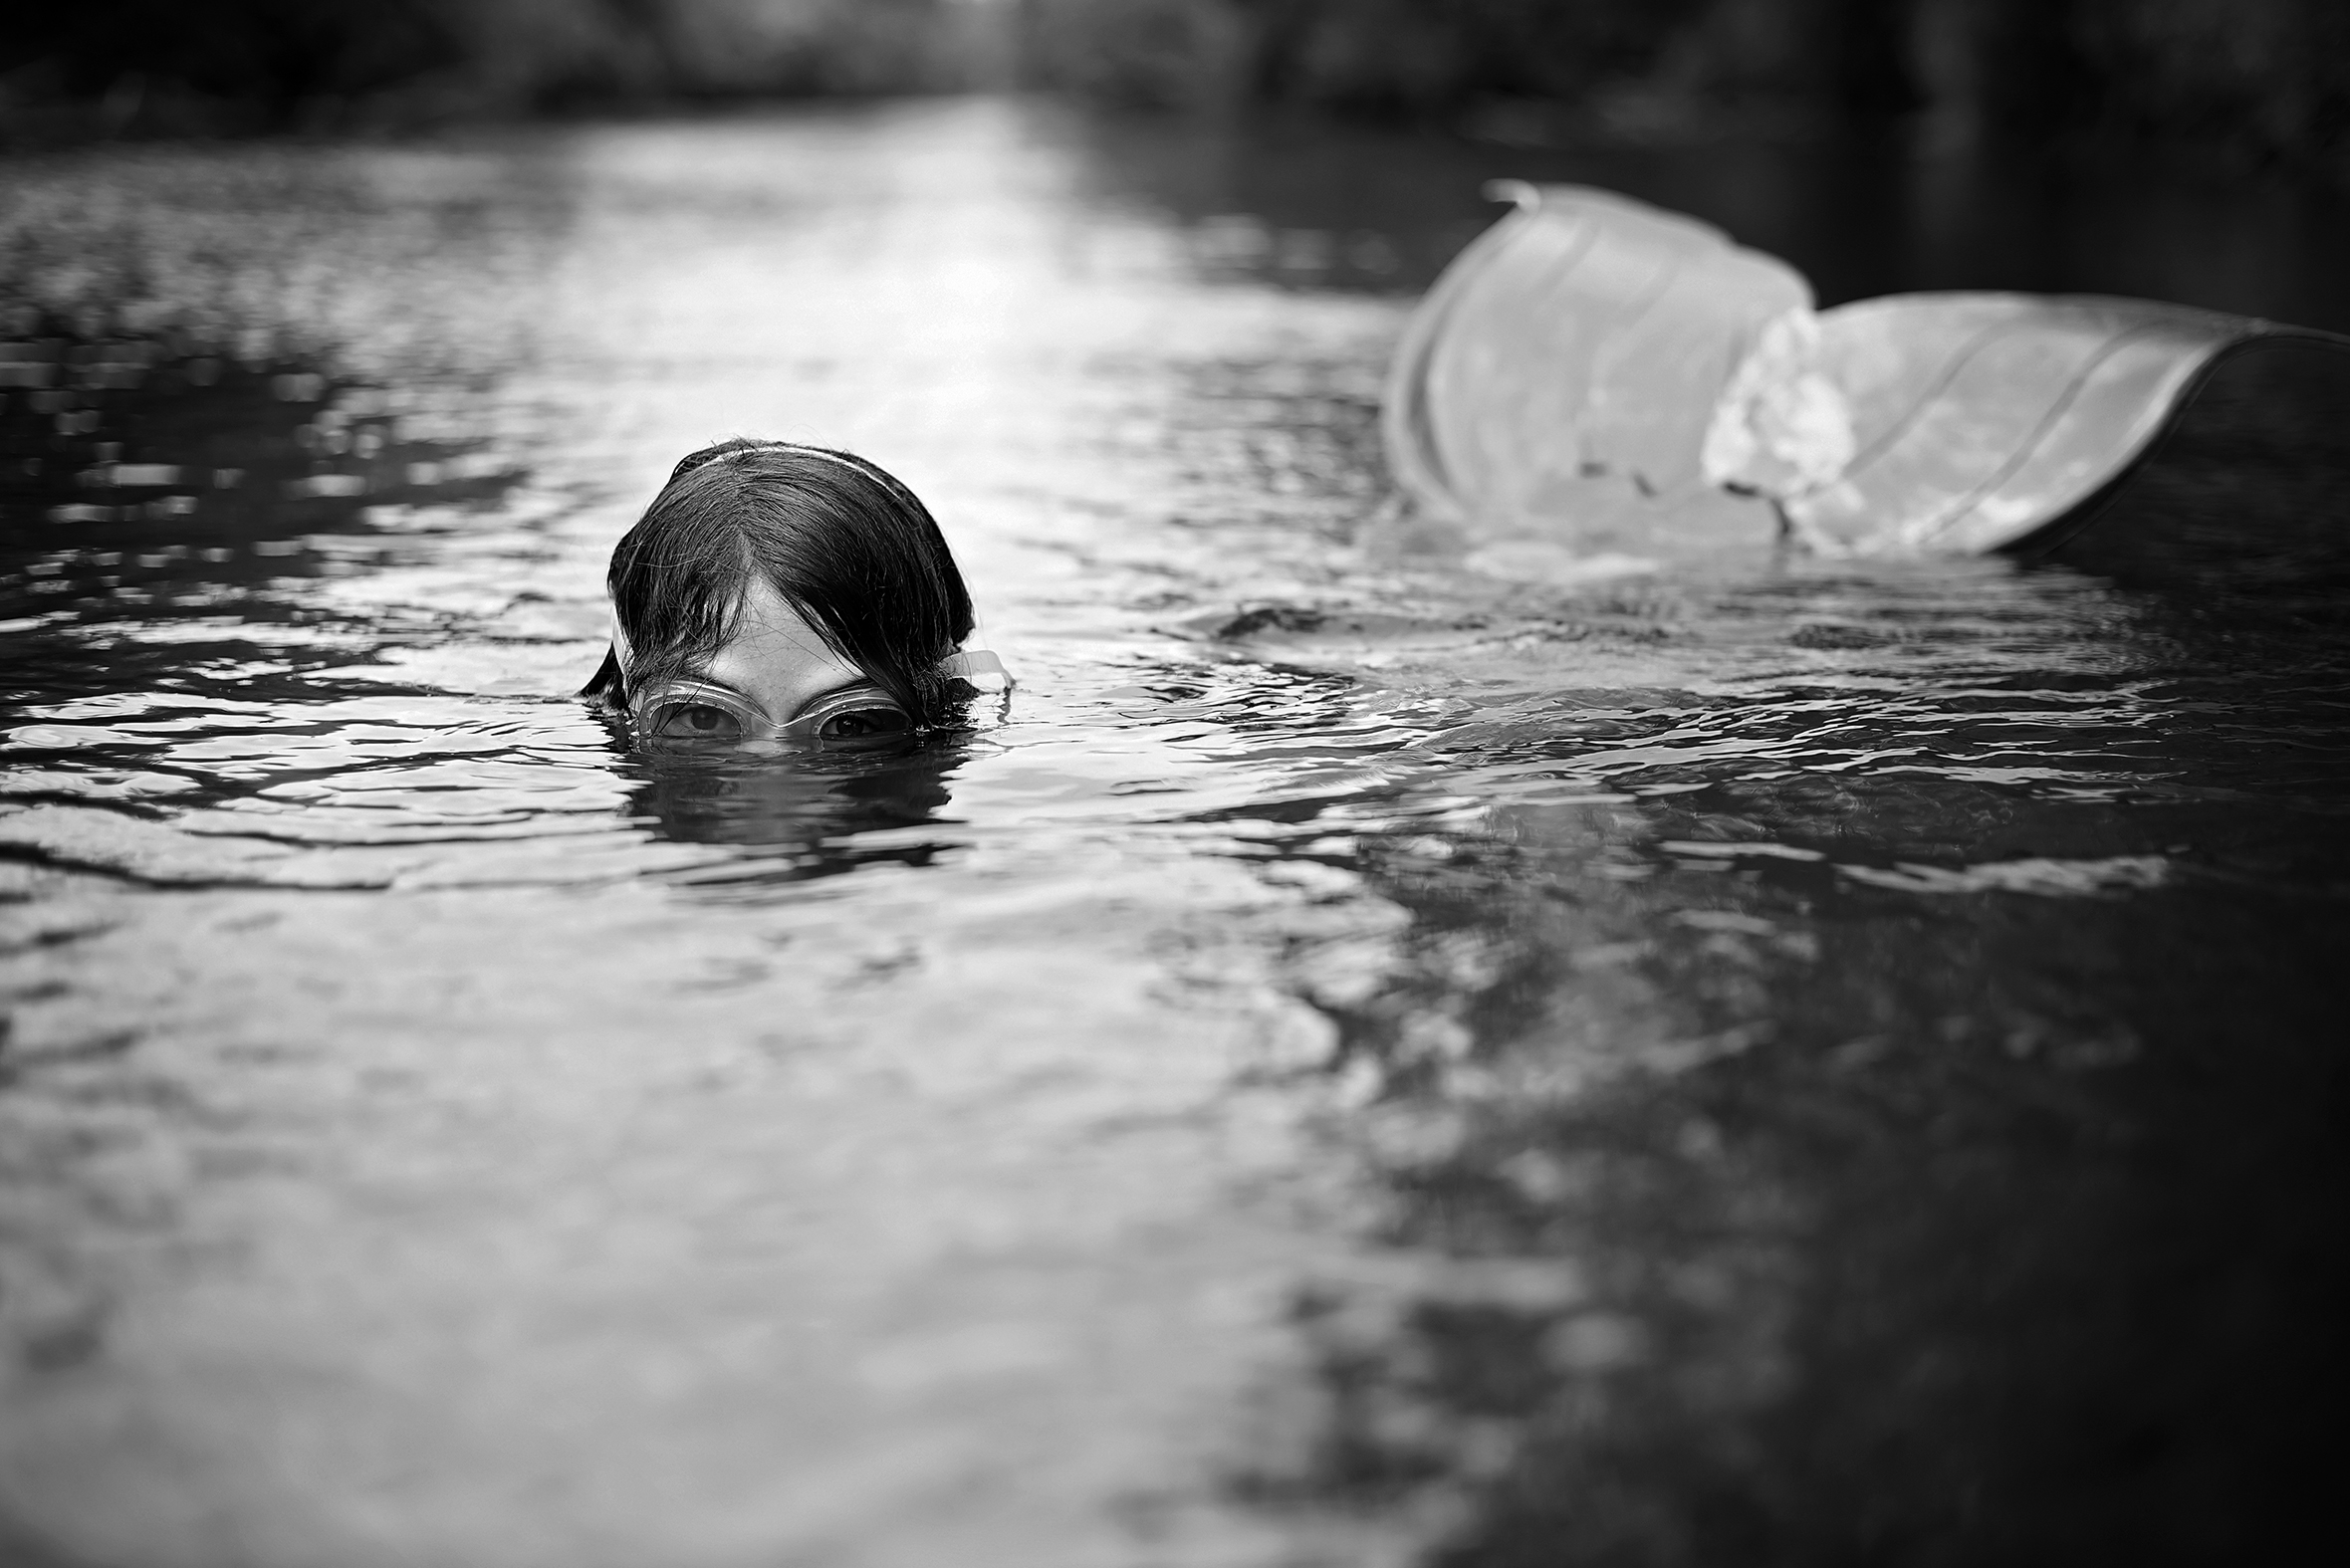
[0,0,981,133]
[2,0,2346,186]
[1018,0,2350,179]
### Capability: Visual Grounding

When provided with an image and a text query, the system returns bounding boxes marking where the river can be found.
[2,98,2346,1566]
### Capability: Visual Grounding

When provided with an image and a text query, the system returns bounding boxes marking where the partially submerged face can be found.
[583,438,996,755]
[628,576,915,752]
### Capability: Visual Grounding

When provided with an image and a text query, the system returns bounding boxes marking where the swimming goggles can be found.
[628,649,1011,752]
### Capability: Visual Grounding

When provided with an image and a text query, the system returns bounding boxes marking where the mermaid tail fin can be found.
[1386,185,2350,557]
[1789,294,2338,554]
[1382,182,1804,560]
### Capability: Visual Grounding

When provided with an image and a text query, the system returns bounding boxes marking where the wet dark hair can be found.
[581,439,975,724]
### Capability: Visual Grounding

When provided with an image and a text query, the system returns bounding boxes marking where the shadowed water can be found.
[2,102,2347,1567]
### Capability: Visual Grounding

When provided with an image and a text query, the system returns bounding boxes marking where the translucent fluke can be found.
[1384,184,2350,557]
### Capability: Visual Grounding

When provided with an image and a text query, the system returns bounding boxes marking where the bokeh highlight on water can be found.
[2,102,2347,1566]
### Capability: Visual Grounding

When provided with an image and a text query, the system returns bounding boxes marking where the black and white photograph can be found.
[1,3,2344,1564]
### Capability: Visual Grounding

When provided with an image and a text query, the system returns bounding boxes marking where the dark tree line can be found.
[5,0,2346,186]
[1019,0,2350,181]
[0,0,957,134]
[7,1,477,122]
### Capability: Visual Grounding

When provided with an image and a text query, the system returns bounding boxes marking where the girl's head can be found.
[583,439,995,750]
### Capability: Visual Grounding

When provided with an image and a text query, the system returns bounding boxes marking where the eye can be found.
[816,706,912,743]
[649,703,743,740]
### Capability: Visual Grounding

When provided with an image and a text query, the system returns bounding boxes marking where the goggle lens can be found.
[631,683,915,752]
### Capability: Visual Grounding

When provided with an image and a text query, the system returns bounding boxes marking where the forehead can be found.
[693,577,867,717]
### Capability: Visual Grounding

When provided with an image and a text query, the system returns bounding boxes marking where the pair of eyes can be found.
[637,687,913,749]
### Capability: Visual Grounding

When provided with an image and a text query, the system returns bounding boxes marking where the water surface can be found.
[2,101,2347,1567]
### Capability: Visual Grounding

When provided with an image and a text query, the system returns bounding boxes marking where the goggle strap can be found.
[937,648,1010,691]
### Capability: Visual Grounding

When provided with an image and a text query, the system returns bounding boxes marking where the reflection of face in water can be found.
[630,741,959,854]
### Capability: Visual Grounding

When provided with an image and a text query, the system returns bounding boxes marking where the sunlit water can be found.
[3,101,2347,1567]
